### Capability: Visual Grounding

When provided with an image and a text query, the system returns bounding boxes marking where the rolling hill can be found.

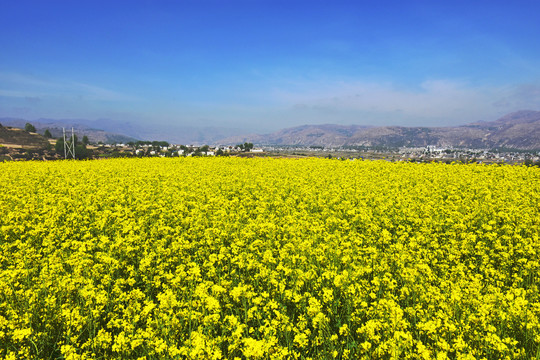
[219,110,540,150]
[0,124,51,149]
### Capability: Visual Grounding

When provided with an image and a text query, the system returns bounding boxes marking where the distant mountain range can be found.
[2,110,539,150]
[218,110,540,150]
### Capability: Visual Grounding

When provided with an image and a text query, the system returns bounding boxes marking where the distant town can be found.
[1,122,540,166]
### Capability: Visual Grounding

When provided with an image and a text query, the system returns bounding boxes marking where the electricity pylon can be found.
[63,127,76,159]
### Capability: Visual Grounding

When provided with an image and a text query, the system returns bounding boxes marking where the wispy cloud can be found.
[0,72,136,102]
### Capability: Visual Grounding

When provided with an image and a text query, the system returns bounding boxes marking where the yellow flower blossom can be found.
[0,157,539,359]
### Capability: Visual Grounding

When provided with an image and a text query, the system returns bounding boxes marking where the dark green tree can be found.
[25,123,36,132]
[55,138,64,154]
[75,144,92,159]
[82,135,89,145]
[44,129,52,138]
[244,142,254,151]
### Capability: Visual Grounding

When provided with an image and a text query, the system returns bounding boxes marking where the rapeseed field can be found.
[1,157,539,359]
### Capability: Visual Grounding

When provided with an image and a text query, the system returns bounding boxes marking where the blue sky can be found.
[1,0,540,134]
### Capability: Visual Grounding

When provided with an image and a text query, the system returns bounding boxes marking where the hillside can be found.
[219,110,540,150]
[0,124,51,149]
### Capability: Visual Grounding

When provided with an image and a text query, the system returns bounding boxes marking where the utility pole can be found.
[63,127,76,159]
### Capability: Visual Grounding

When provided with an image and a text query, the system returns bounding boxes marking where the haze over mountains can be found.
[2,110,540,150]
[0,117,243,145]
[0,118,138,144]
